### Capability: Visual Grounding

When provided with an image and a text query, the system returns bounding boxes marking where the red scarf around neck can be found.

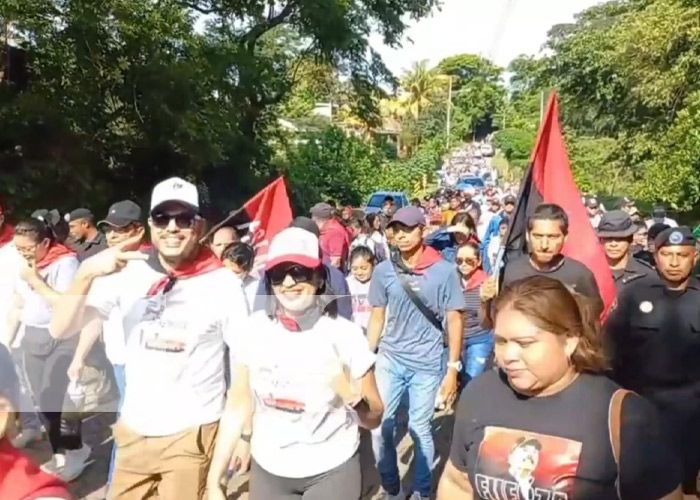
[463,268,488,291]
[0,438,73,500]
[36,243,76,270]
[147,248,223,296]
[0,224,14,248]
[412,246,444,274]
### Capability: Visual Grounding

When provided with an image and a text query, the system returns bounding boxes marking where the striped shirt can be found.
[462,270,489,340]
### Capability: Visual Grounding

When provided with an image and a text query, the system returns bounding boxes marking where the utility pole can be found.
[445,75,453,150]
[540,91,545,125]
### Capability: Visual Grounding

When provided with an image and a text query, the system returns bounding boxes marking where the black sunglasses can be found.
[151,212,198,229]
[268,265,316,286]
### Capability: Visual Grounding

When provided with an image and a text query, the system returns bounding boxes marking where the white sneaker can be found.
[41,453,66,475]
[59,444,92,482]
[11,427,43,449]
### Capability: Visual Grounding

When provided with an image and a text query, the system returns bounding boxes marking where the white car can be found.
[480,144,495,157]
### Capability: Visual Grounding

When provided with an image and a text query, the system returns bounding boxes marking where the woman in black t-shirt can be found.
[437,275,683,500]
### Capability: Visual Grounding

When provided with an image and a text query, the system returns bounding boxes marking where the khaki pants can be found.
[109,420,219,500]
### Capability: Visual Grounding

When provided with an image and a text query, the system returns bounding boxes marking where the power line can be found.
[488,0,518,62]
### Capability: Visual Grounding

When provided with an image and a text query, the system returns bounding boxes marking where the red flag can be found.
[240,177,294,272]
[503,92,616,318]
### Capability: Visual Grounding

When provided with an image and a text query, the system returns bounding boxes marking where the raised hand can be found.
[80,231,148,278]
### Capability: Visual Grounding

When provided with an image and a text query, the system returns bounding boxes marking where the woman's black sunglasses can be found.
[268,264,316,286]
[151,212,199,230]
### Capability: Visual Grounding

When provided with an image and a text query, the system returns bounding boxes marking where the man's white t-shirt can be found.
[87,260,249,436]
[237,311,375,478]
[0,244,21,343]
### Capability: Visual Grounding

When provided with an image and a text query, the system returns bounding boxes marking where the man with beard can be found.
[50,178,249,499]
[67,209,107,261]
[597,210,653,296]
[607,226,700,499]
[502,203,602,312]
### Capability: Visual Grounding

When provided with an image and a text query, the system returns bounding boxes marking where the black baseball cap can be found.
[98,200,142,228]
[654,226,695,250]
[68,208,94,222]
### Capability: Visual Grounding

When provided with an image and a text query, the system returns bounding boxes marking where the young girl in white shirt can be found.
[346,246,375,334]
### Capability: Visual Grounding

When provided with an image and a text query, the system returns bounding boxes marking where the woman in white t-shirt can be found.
[207,228,384,500]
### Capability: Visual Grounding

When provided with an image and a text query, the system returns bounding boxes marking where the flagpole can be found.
[446,75,453,150]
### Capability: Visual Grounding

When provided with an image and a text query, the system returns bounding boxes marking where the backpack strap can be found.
[608,388,633,500]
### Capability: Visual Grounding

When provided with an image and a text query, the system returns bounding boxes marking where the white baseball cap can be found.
[265,227,322,271]
[150,177,199,214]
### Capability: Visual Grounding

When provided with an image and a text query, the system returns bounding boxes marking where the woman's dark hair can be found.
[15,218,55,243]
[493,275,607,374]
[452,211,477,231]
[366,213,381,231]
[221,242,255,272]
[264,264,338,319]
[499,215,511,228]
[457,241,482,259]
[348,217,369,234]
[350,245,376,266]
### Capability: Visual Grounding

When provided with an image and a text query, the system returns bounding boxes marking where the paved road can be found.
[26,409,456,500]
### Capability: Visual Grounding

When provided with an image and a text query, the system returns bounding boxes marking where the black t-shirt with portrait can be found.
[449,370,680,500]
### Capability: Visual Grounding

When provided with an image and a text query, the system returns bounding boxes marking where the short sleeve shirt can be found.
[449,371,681,500]
[237,312,375,478]
[320,219,350,266]
[17,255,79,328]
[369,259,465,374]
[87,261,249,436]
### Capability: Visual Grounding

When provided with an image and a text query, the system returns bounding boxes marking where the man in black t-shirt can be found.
[502,204,602,312]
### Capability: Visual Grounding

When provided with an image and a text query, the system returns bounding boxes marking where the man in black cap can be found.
[97,201,144,249]
[596,210,653,295]
[607,226,700,498]
[67,208,107,261]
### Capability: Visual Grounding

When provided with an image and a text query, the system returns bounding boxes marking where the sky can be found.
[371,0,603,77]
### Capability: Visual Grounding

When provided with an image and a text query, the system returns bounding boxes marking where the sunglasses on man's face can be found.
[268,265,316,286]
[151,212,198,230]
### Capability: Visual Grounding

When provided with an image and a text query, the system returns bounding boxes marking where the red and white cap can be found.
[265,227,321,270]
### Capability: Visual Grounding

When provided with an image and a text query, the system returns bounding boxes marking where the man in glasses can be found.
[50,177,249,500]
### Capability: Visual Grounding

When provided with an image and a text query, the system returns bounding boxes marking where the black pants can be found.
[23,333,82,453]
[249,452,361,500]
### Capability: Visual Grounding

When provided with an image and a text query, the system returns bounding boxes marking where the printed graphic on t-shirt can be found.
[473,426,582,500]
[351,292,371,315]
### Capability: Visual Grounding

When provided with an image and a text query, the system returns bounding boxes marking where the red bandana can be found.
[147,248,223,296]
[277,314,302,332]
[464,268,488,291]
[0,224,14,248]
[36,243,76,270]
[412,246,444,274]
[0,438,73,500]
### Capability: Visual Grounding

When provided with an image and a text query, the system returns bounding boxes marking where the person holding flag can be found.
[498,92,615,319]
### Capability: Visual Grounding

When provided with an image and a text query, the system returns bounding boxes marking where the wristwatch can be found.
[446,361,463,372]
[240,433,252,443]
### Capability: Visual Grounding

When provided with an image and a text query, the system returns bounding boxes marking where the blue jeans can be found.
[371,352,442,497]
[108,364,126,484]
[461,332,494,387]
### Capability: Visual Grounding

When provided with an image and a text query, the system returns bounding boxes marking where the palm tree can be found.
[399,60,448,120]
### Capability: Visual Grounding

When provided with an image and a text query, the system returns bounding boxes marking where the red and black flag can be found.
[207,176,293,272]
[501,92,616,317]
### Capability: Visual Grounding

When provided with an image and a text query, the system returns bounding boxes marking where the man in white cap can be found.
[50,177,249,499]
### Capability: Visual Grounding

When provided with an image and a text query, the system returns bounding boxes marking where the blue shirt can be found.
[254,263,353,321]
[369,259,465,374]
